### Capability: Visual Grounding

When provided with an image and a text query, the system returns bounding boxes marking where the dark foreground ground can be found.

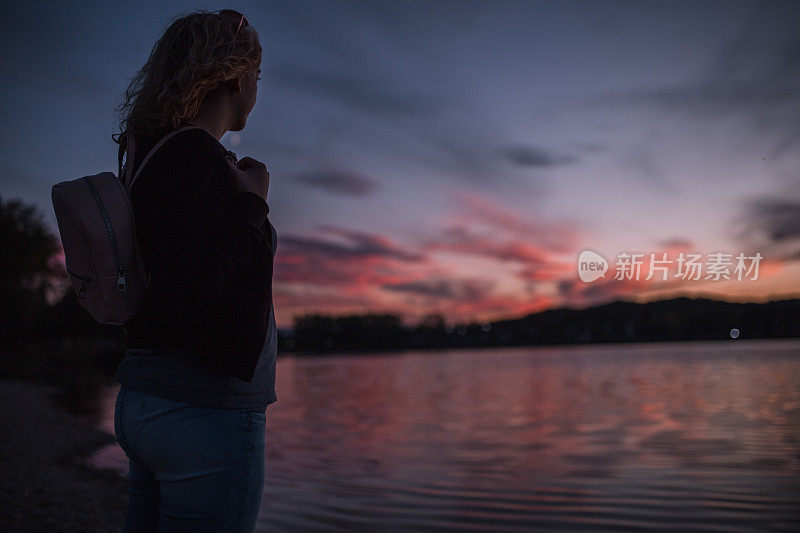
[0,379,127,532]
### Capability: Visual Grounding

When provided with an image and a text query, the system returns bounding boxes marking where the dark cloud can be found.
[259,4,577,190]
[273,225,427,288]
[383,277,495,300]
[427,224,553,264]
[657,237,695,250]
[294,168,380,196]
[499,145,578,168]
[284,225,424,262]
[736,198,800,260]
[262,6,540,189]
[269,60,439,118]
[406,117,541,189]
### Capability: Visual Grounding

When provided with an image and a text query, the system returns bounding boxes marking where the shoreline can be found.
[0,379,127,532]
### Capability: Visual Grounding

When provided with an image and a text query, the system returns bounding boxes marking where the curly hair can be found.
[112,9,262,177]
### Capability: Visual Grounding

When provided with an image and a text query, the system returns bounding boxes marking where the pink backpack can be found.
[51,125,201,325]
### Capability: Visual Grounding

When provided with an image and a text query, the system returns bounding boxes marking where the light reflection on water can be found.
[88,339,800,531]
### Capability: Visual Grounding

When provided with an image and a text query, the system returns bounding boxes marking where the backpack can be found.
[51,125,201,325]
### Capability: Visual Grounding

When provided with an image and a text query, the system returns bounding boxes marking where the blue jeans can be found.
[114,385,266,532]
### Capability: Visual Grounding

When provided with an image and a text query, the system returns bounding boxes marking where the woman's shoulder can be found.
[132,125,235,195]
[160,126,222,157]
[143,126,231,173]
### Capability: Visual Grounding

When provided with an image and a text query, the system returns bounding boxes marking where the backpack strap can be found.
[116,132,138,184]
[125,132,136,186]
[117,136,127,181]
[124,125,203,191]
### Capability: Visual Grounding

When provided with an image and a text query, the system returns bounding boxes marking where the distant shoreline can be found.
[281,334,800,358]
[0,379,127,532]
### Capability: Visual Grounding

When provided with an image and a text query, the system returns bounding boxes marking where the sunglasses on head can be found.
[219,9,249,38]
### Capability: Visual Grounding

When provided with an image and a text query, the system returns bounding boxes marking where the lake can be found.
[86,339,800,532]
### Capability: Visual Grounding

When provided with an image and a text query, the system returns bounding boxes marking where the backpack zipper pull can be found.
[117,267,127,292]
[78,281,86,298]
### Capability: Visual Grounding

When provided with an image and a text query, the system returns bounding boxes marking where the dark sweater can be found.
[119,123,276,390]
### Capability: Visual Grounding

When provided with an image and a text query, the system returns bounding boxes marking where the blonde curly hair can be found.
[112,9,262,176]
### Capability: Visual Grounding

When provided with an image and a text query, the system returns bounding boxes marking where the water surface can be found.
[89,339,800,531]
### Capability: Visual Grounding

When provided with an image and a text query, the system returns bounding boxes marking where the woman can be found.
[111,9,276,532]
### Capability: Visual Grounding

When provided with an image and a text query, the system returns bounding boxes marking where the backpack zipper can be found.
[84,176,127,292]
[65,265,92,298]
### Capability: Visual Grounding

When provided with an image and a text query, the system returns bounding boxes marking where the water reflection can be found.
[88,340,800,531]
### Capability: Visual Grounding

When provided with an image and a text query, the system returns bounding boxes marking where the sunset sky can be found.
[2,0,799,329]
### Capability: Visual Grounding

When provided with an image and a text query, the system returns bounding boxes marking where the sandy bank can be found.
[0,379,126,532]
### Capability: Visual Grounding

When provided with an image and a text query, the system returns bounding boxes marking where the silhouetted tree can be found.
[0,194,67,347]
[292,312,409,351]
[418,312,446,331]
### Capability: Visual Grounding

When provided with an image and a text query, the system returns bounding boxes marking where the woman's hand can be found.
[227,156,270,202]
